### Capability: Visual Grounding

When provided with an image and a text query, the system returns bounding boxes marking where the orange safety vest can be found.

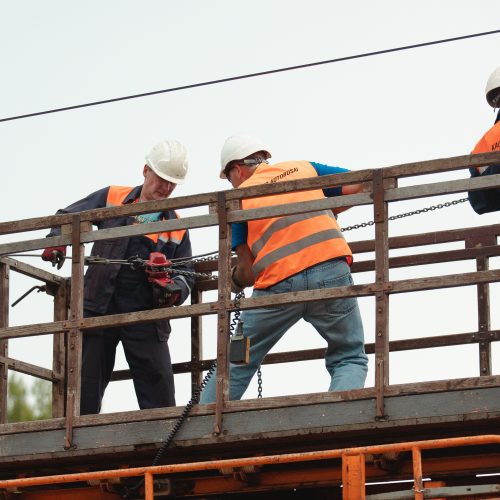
[106,186,186,245]
[472,121,500,171]
[239,161,353,289]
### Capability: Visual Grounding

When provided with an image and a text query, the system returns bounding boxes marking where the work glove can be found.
[231,266,244,293]
[41,246,67,270]
[152,281,182,308]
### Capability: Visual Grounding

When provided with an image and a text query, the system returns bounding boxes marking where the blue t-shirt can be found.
[231,162,348,249]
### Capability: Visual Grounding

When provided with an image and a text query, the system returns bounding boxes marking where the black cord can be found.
[121,291,245,499]
[2,29,499,123]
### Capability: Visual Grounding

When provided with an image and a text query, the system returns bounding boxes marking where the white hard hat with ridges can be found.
[145,139,188,184]
[219,134,271,179]
[486,66,500,108]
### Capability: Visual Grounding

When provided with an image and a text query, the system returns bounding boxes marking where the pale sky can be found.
[1,1,499,413]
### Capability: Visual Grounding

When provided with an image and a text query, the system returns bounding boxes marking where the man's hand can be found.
[231,266,244,293]
[152,282,182,307]
[41,246,67,270]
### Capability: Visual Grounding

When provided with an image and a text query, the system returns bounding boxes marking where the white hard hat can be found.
[145,139,188,184]
[486,66,500,108]
[219,134,271,179]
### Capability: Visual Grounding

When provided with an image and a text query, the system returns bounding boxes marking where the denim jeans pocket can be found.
[320,271,357,316]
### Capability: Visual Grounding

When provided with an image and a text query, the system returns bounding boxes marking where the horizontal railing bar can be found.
[2,375,500,435]
[350,223,500,254]
[353,244,500,273]
[195,244,500,290]
[381,151,500,178]
[0,355,60,382]
[125,328,499,379]
[0,192,220,236]
[1,269,499,341]
[0,173,497,257]
[1,152,499,238]
[236,269,500,311]
[0,256,66,285]
[0,434,498,489]
[386,174,500,202]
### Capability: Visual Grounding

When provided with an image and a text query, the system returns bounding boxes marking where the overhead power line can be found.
[1,28,499,123]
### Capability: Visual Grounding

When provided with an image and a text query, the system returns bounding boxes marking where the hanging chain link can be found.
[257,368,263,398]
[229,291,263,398]
[341,197,469,232]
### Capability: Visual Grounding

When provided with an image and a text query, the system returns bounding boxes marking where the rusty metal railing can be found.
[0,152,499,447]
[0,434,499,499]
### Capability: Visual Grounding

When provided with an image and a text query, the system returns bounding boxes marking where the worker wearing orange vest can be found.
[200,135,368,403]
[42,139,195,414]
[468,66,500,214]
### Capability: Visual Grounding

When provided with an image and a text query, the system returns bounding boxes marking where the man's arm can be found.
[42,187,110,268]
[47,187,110,236]
[232,243,255,289]
[310,162,366,214]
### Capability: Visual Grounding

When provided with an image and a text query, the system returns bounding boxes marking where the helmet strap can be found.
[242,156,269,167]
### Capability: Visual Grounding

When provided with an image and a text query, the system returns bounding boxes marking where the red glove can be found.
[41,246,67,270]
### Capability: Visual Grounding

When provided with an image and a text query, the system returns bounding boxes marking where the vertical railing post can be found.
[466,234,495,377]
[373,169,390,419]
[144,471,154,500]
[412,447,424,500]
[52,278,69,418]
[214,192,232,434]
[0,263,9,424]
[190,287,203,396]
[342,453,366,499]
[64,215,86,449]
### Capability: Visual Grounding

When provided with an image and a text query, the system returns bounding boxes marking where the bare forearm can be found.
[333,182,367,214]
[233,244,255,288]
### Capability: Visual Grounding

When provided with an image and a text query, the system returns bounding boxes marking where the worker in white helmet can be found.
[200,134,368,403]
[42,139,194,414]
[468,66,500,214]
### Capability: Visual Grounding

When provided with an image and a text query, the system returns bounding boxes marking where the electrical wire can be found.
[1,29,499,123]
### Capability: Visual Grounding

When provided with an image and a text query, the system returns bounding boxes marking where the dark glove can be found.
[41,246,67,270]
[152,281,182,308]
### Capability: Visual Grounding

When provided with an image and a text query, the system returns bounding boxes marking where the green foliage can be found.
[7,372,52,423]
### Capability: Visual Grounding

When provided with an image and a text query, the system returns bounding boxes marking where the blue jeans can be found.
[200,258,368,403]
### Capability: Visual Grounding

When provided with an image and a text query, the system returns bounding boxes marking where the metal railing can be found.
[0,152,499,448]
[0,434,498,499]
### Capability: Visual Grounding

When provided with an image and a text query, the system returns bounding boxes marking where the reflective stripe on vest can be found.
[472,121,500,172]
[239,161,352,289]
[106,186,186,245]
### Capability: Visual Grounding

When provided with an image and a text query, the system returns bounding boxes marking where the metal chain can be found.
[229,292,262,398]
[257,368,263,398]
[170,253,220,266]
[168,253,222,280]
[120,291,248,498]
[168,267,217,280]
[341,197,469,232]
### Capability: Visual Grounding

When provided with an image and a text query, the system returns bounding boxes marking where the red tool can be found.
[145,252,181,307]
